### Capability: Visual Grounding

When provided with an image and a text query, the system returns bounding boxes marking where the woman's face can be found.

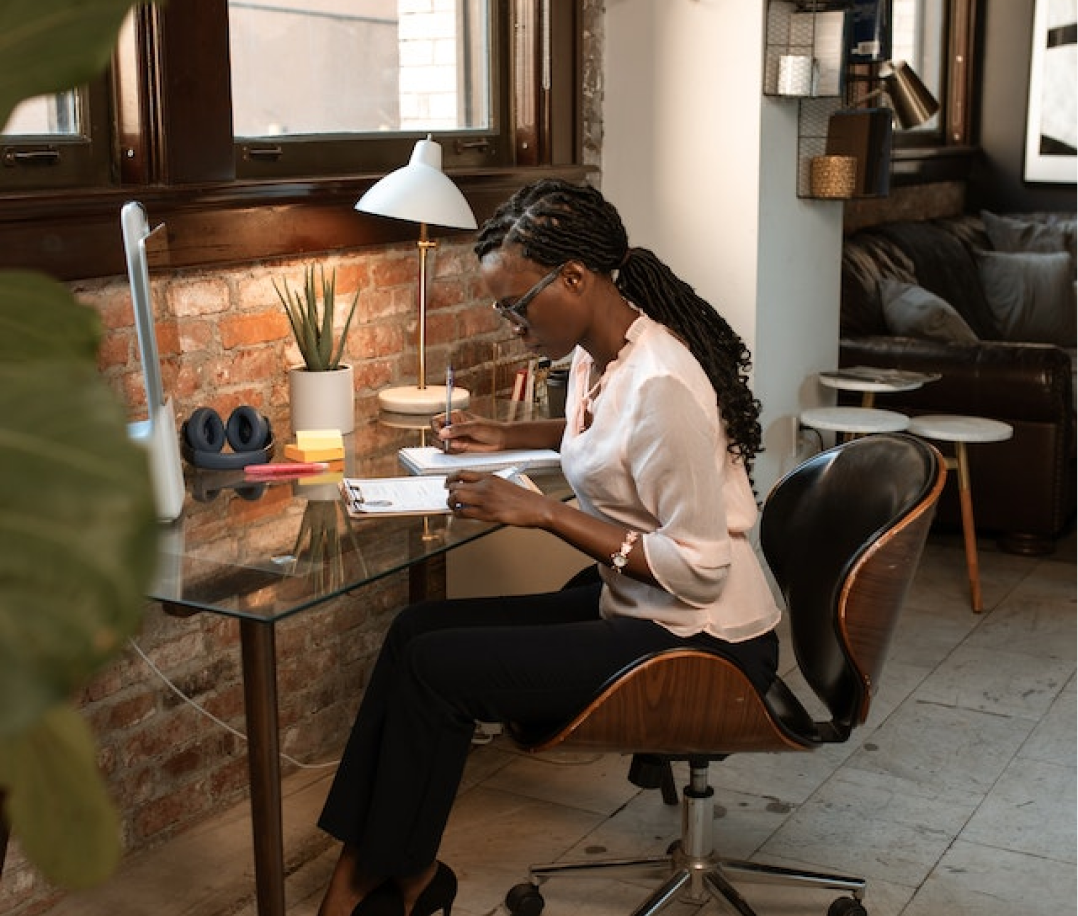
[481,249,585,361]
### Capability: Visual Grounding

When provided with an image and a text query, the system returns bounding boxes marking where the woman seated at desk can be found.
[316,179,782,916]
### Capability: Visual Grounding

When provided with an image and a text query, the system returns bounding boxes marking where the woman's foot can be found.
[318,845,389,916]
[396,861,457,916]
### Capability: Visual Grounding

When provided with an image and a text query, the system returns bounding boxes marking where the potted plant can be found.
[274,265,360,434]
[0,0,159,891]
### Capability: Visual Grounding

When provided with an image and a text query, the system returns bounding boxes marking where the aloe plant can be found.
[274,266,359,371]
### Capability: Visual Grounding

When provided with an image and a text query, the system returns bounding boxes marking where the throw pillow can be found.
[981,210,1075,258]
[879,279,979,343]
[975,250,1077,346]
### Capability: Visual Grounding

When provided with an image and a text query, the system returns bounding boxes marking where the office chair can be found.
[504,433,945,916]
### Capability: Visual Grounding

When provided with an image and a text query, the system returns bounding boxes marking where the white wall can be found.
[600,0,843,494]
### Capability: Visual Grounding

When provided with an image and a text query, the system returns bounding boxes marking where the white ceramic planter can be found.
[288,365,355,434]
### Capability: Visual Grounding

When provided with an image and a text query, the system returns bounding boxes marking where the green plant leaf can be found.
[0,704,122,887]
[0,0,137,131]
[0,270,103,362]
[275,265,357,371]
[0,273,158,738]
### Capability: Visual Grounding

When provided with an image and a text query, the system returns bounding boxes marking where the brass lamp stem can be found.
[416,223,436,390]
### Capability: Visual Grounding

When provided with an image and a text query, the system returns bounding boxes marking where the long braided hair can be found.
[476,178,763,474]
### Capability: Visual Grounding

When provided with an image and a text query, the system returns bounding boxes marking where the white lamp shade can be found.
[355,138,477,230]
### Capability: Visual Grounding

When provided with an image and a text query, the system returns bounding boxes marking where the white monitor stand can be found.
[121,201,185,522]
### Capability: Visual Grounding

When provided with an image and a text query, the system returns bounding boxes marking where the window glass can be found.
[228,0,491,139]
[890,0,944,132]
[3,92,80,136]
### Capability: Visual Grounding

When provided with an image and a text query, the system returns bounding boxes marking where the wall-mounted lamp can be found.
[355,137,477,415]
[852,60,940,129]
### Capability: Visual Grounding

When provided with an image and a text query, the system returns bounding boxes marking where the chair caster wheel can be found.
[828,897,867,916]
[506,882,544,915]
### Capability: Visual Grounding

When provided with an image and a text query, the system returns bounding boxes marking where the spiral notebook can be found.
[397,446,561,477]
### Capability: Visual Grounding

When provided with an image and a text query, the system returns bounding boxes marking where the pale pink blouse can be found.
[559,313,781,642]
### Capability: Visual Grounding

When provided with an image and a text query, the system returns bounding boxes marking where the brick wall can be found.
[1,2,606,907]
[0,237,503,915]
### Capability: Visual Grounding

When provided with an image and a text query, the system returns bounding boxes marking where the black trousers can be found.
[318,579,778,878]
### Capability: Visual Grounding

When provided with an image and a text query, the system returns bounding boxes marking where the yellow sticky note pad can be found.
[284,444,345,463]
[295,429,344,451]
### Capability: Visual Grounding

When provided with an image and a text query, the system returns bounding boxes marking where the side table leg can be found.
[953,442,983,612]
[240,619,287,916]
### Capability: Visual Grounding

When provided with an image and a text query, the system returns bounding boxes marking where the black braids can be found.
[617,249,762,475]
[476,179,762,474]
[475,179,625,273]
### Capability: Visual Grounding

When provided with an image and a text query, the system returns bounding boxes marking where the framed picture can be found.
[1024,0,1077,183]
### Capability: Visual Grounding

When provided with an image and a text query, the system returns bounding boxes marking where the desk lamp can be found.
[853,60,940,129]
[356,137,477,414]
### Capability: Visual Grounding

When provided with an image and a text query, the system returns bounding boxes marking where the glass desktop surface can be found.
[148,412,570,623]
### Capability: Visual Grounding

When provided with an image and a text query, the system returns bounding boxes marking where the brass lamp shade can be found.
[880,61,940,129]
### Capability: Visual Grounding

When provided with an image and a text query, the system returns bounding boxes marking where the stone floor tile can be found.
[900,838,1077,916]
[912,643,1073,721]
[962,757,1077,862]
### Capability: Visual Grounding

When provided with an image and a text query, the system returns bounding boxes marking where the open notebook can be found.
[398,446,561,477]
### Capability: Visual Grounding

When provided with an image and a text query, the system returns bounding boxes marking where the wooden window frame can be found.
[0,0,590,281]
[890,0,981,185]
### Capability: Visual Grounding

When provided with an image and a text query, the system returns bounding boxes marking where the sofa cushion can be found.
[871,221,998,339]
[982,210,1077,261]
[880,279,979,343]
[841,233,917,335]
[975,250,1077,346]
[996,212,1078,272]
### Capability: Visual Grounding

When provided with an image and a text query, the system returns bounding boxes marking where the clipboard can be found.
[341,468,541,517]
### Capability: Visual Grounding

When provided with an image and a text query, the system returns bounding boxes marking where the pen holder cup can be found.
[546,369,568,419]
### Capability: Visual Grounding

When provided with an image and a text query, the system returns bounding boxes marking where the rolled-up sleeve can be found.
[630,374,736,607]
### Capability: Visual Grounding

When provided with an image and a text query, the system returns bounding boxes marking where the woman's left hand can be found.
[445,471,550,527]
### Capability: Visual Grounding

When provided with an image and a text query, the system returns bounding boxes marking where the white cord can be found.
[130,639,600,770]
[128,638,339,770]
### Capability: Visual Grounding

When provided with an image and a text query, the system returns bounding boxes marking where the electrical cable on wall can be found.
[130,639,602,767]
[129,638,339,770]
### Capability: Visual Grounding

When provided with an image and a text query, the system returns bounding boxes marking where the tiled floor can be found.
[41,531,1076,916]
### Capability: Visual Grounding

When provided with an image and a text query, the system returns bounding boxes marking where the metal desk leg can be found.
[239,619,286,916]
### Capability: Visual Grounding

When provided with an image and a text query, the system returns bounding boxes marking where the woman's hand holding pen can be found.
[445,471,551,527]
[432,411,509,454]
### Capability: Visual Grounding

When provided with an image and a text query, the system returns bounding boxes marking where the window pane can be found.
[891,0,944,132]
[228,0,491,138]
[3,92,80,136]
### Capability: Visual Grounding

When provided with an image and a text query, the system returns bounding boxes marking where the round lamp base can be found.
[377,384,471,415]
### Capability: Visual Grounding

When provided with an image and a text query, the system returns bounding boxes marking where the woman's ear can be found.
[560,260,589,292]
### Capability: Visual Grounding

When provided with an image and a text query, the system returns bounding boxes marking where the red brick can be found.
[219,310,290,348]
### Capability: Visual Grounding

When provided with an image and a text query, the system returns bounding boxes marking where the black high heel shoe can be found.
[350,879,403,916]
[408,861,457,916]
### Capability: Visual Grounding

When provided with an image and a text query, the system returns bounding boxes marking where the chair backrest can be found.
[760,433,944,737]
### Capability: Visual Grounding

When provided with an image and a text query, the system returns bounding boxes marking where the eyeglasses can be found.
[491,265,564,328]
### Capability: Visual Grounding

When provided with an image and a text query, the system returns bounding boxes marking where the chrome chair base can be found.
[512,765,867,916]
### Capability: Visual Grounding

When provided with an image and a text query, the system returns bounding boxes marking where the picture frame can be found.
[1023,0,1077,183]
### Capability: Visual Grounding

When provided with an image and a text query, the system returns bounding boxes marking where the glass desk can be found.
[148,418,571,916]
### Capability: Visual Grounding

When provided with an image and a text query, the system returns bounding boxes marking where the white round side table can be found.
[818,367,940,408]
[906,414,1014,613]
[800,406,911,439]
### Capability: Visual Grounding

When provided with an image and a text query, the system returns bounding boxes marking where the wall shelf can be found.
[765,1,894,201]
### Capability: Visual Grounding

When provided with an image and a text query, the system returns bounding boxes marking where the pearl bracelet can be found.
[610,530,639,574]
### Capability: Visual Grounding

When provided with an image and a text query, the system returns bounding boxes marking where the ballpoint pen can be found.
[444,364,454,453]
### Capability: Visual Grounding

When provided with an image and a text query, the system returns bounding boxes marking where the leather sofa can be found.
[839,212,1076,555]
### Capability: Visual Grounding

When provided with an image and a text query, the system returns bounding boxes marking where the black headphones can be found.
[180,405,275,470]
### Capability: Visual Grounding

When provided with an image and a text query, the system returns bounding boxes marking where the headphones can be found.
[180,405,275,470]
